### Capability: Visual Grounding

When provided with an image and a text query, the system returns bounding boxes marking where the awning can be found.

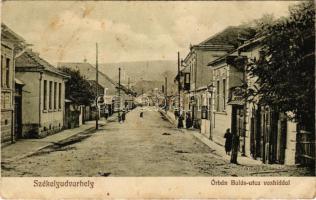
[65,99,72,103]
[15,78,24,85]
[228,99,244,106]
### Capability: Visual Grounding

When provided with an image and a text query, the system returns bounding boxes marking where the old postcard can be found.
[1,0,315,199]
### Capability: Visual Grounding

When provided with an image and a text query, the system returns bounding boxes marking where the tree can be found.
[59,67,95,106]
[246,1,315,131]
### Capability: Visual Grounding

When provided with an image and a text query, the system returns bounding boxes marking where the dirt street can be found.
[1,107,311,176]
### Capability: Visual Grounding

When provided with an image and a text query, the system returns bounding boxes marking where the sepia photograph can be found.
[0,0,315,197]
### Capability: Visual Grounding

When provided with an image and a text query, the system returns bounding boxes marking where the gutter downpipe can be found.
[39,71,43,134]
[11,46,16,143]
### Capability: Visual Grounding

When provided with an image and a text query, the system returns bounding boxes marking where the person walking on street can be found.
[177,112,184,128]
[121,110,126,123]
[224,129,232,155]
[174,109,179,120]
[104,108,109,120]
[185,112,192,129]
[230,131,240,164]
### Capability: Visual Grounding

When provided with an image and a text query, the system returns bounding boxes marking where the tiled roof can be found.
[1,23,27,49]
[16,49,69,78]
[198,26,256,47]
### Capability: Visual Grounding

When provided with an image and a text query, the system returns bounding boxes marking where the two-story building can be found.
[15,49,69,138]
[1,23,26,144]
[207,36,301,165]
[208,53,245,146]
[182,40,234,135]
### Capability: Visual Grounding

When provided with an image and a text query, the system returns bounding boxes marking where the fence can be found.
[297,130,315,167]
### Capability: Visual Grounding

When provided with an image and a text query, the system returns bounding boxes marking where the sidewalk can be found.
[1,120,107,163]
[159,109,263,166]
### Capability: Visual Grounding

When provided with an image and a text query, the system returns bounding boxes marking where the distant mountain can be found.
[99,60,176,82]
[99,60,178,94]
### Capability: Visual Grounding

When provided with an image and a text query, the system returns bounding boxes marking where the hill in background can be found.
[99,60,178,95]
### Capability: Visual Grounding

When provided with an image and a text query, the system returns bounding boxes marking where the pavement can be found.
[160,109,263,166]
[1,118,110,163]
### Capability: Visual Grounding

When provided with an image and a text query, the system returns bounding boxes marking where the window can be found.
[1,55,3,87]
[54,82,57,109]
[43,80,47,110]
[216,80,220,111]
[6,58,10,88]
[49,81,52,109]
[223,79,226,111]
[185,73,190,83]
[58,83,62,109]
[1,93,4,108]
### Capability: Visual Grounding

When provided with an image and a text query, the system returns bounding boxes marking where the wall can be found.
[211,63,243,146]
[285,121,297,165]
[196,49,227,88]
[228,66,243,89]
[15,72,40,137]
[213,106,232,146]
[1,41,14,143]
[39,72,65,137]
[1,111,13,143]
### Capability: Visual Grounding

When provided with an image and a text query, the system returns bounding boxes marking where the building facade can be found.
[208,54,244,146]
[1,24,26,143]
[182,43,234,132]
[15,49,69,138]
[207,37,299,165]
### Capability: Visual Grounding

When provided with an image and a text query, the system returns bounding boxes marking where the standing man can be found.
[224,129,232,155]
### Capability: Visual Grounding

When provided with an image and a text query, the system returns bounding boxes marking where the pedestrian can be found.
[104,108,109,120]
[230,131,240,164]
[174,109,179,120]
[224,129,232,155]
[140,108,144,118]
[121,110,126,122]
[177,113,184,128]
[185,112,192,129]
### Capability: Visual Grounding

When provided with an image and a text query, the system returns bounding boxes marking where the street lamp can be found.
[207,84,215,140]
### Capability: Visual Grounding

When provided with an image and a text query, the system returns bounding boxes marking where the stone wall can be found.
[1,110,13,143]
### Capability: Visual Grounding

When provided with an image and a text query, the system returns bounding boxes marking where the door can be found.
[14,96,22,139]
[231,105,244,152]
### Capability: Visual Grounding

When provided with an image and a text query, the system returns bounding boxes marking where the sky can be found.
[2,1,298,65]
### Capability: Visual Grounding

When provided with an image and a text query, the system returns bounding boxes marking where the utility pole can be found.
[118,67,121,122]
[165,76,168,111]
[128,77,130,90]
[177,52,181,115]
[176,51,182,129]
[96,43,99,130]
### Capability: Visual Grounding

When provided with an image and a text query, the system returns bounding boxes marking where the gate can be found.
[297,130,315,167]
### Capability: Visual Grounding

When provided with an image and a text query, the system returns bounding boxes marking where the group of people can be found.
[224,128,240,164]
[119,110,126,123]
[175,111,193,129]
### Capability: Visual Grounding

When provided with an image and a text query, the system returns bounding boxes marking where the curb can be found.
[158,109,177,126]
[159,109,263,166]
[1,125,97,164]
